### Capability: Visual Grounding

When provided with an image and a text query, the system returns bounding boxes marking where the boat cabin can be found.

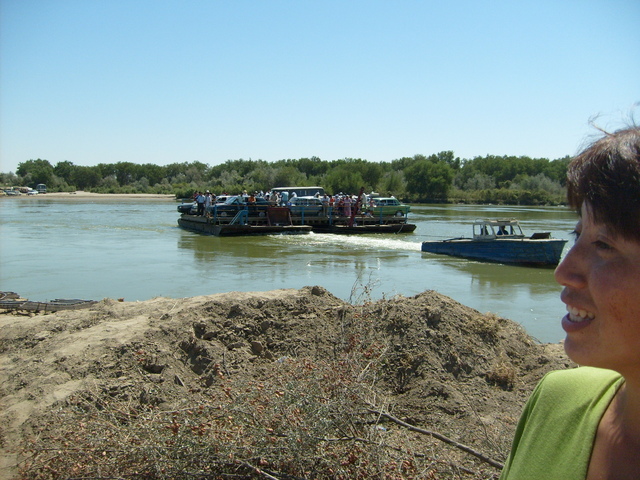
[473,219,525,240]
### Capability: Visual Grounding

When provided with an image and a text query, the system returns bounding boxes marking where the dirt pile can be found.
[0,287,573,479]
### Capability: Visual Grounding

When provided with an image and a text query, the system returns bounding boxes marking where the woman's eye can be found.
[570,230,580,242]
[593,240,613,251]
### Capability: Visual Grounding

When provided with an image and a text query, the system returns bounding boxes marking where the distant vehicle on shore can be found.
[2,187,28,196]
[36,184,47,194]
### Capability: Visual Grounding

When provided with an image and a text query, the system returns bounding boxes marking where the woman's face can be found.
[554,202,640,375]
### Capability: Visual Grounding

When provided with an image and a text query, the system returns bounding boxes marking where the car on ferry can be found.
[370,197,411,217]
[208,195,271,217]
[288,196,324,216]
[177,202,197,214]
[178,195,233,214]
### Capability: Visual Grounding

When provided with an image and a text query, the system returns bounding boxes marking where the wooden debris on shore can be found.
[0,291,97,313]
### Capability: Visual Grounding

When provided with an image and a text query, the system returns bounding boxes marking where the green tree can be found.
[434,151,461,170]
[245,165,277,192]
[16,159,54,187]
[405,159,454,201]
[544,156,571,185]
[164,162,191,182]
[99,175,119,190]
[54,161,76,184]
[182,161,208,184]
[271,166,307,188]
[460,173,495,191]
[377,170,406,197]
[72,166,102,190]
[276,157,329,177]
[390,155,421,171]
[212,169,242,193]
[113,162,139,185]
[0,171,19,187]
[324,166,365,195]
[139,164,165,186]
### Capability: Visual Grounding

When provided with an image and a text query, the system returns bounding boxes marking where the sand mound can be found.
[0,287,572,479]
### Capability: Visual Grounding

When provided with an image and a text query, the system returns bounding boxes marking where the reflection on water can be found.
[1,198,576,343]
[440,256,559,292]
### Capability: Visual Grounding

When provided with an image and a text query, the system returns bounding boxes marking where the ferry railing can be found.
[230,210,248,225]
[289,205,326,224]
[209,204,265,224]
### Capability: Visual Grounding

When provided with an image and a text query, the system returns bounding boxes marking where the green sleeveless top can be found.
[500,367,623,480]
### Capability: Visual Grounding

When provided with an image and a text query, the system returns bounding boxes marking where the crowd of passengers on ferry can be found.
[188,188,400,218]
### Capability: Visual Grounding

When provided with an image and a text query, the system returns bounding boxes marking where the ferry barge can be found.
[178,206,313,236]
[177,193,416,237]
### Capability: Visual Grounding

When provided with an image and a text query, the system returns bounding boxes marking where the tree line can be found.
[2,152,571,205]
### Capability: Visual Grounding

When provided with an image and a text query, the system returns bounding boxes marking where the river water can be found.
[0,196,578,343]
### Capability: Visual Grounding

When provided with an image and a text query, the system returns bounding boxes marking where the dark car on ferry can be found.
[208,195,271,217]
[178,195,233,214]
[177,202,197,214]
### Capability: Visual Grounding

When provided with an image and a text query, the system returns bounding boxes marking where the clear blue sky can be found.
[1,0,638,174]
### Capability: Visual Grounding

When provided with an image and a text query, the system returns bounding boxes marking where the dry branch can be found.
[368,408,504,470]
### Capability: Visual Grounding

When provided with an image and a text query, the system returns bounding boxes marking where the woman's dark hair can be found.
[567,126,640,240]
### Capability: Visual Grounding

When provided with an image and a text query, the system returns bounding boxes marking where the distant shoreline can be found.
[3,191,176,200]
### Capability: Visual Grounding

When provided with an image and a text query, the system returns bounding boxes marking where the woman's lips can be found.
[562,304,595,332]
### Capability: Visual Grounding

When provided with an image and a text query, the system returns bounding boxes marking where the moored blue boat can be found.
[421,218,567,266]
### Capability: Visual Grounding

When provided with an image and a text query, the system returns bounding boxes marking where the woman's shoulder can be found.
[542,366,621,385]
[535,367,622,400]
[500,367,623,479]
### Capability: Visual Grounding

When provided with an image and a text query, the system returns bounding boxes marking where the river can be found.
[0,196,577,343]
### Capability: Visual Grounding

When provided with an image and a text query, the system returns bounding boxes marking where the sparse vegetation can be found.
[487,355,518,391]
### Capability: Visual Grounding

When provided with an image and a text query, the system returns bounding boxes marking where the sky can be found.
[1,0,639,174]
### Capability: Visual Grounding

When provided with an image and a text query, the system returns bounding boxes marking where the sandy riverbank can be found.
[41,191,175,199]
[3,191,176,200]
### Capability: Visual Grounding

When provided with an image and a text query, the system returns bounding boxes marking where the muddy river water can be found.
[0,196,577,343]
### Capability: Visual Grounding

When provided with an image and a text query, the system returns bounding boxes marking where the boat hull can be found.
[178,212,416,237]
[421,238,567,266]
[178,216,312,236]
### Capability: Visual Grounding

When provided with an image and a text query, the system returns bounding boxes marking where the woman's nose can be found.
[554,242,586,289]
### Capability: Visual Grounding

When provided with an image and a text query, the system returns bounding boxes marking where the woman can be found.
[500,126,640,480]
